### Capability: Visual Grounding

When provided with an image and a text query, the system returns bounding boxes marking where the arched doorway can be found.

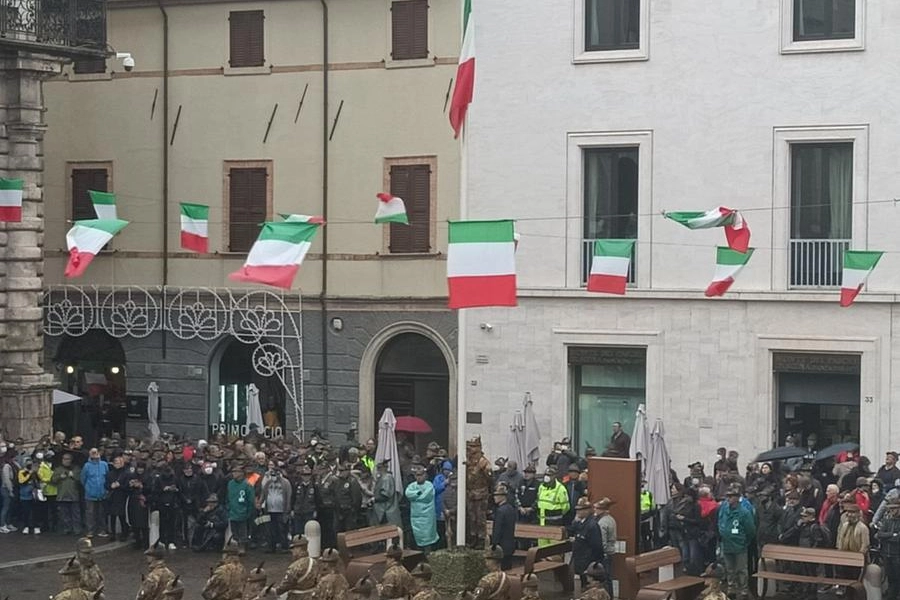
[54,330,127,446]
[208,336,286,439]
[374,332,450,453]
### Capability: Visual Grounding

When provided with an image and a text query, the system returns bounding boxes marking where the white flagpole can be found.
[455,120,469,549]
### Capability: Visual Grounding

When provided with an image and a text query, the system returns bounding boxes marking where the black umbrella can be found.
[753,446,808,463]
[815,442,859,462]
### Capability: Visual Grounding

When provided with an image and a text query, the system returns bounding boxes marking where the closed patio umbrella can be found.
[507,411,527,470]
[375,408,403,495]
[630,404,650,475]
[246,383,265,431]
[646,418,672,507]
[523,392,542,467]
[147,382,160,442]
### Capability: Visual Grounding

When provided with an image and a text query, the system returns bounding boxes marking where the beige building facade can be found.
[39,0,461,448]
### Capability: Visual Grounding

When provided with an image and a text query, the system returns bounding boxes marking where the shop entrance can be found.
[774,352,861,448]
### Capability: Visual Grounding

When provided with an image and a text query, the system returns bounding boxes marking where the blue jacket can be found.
[433,473,448,518]
[81,459,109,501]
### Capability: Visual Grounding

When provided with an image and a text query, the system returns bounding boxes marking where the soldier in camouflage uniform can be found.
[473,546,510,600]
[380,544,416,600]
[161,576,185,600]
[135,543,176,600]
[52,557,93,600]
[520,573,541,600]
[350,575,379,600]
[202,540,248,600]
[243,563,267,600]
[76,537,105,594]
[274,536,317,599]
[579,562,611,600]
[411,563,439,600]
[312,548,350,600]
[466,437,493,548]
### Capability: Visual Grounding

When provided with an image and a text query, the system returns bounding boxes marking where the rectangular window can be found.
[229,10,265,68]
[569,346,646,453]
[585,0,640,51]
[388,163,431,253]
[71,167,109,220]
[789,142,853,287]
[582,147,638,284]
[73,58,106,75]
[391,0,429,60]
[227,167,268,253]
[794,0,855,41]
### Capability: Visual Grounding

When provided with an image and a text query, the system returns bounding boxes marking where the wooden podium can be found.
[588,457,641,600]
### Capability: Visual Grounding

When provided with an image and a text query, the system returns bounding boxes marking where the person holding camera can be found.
[17,457,38,534]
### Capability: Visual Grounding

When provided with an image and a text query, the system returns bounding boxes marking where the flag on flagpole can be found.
[447,220,516,308]
[65,219,129,278]
[840,250,883,307]
[449,0,475,138]
[280,213,326,224]
[374,193,409,224]
[705,246,754,297]
[228,222,320,289]
[89,190,118,220]
[664,207,750,253]
[180,203,209,253]
[587,239,635,295]
[0,178,23,222]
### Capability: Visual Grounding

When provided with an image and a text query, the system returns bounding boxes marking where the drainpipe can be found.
[158,0,169,358]
[319,0,329,440]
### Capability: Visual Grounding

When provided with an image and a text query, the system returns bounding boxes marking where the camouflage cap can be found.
[59,557,81,577]
[223,540,243,555]
[247,564,267,583]
[386,543,404,560]
[162,575,184,599]
[411,563,433,580]
[351,575,376,594]
[76,537,94,554]
[521,573,539,589]
[319,548,341,563]
[290,535,309,549]
[484,545,503,561]
[585,561,607,582]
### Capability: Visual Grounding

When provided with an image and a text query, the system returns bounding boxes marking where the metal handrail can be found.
[789,238,850,288]
[581,239,636,286]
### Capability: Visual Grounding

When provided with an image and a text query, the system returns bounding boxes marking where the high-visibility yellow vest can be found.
[361,454,375,474]
[641,490,653,513]
[536,480,569,523]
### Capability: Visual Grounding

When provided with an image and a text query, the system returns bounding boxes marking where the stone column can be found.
[0,51,64,441]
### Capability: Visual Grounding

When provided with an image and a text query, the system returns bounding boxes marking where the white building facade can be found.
[462,0,900,469]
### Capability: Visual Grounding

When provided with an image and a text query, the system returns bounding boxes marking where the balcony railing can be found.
[581,239,636,287]
[790,238,850,288]
[0,0,106,56]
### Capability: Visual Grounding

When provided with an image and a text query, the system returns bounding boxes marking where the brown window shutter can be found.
[230,11,265,68]
[71,168,108,221]
[389,164,431,253]
[229,167,268,253]
[391,0,428,60]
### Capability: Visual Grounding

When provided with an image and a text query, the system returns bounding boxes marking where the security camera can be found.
[116,52,135,72]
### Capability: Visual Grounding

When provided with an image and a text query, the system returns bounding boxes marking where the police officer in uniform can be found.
[411,563,439,600]
[135,543,176,600]
[274,536,318,599]
[312,549,350,600]
[76,537,105,595]
[202,540,247,600]
[579,562,611,600]
[53,558,93,600]
[380,544,416,600]
[291,466,317,536]
[243,563,267,600]
[332,462,363,534]
[473,546,511,600]
[516,465,539,524]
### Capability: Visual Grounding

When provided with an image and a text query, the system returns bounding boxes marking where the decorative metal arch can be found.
[43,286,305,438]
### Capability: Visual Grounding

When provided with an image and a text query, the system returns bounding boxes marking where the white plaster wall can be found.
[463,297,895,475]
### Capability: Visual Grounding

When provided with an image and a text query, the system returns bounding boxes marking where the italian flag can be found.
[665,207,750,253]
[841,250,883,307]
[0,178,23,222]
[705,246,754,297]
[180,203,209,253]
[281,213,325,224]
[64,219,129,278]
[587,239,635,295]
[89,190,118,220]
[447,220,516,308]
[228,221,320,289]
[374,193,408,224]
[449,0,474,138]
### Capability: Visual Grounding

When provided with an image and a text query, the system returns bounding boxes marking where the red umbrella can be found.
[394,415,432,434]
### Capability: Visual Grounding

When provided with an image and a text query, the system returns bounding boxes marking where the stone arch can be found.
[358,322,457,453]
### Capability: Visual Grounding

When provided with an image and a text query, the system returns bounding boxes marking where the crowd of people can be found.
[3,423,895,600]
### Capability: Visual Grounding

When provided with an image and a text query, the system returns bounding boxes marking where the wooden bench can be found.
[754,544,866,598]
[485,521,574,600]
[623,546,704,600]
[336,524,423,583]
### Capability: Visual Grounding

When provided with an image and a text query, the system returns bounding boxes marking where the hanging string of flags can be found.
[52,193,885,307]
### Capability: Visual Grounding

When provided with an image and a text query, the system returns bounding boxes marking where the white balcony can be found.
[789,239,851,288]
[581,239,636,287]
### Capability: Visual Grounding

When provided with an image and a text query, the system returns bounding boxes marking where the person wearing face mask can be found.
[536,467,569,546]
[260,461,292,553]
[199,462,225,503]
